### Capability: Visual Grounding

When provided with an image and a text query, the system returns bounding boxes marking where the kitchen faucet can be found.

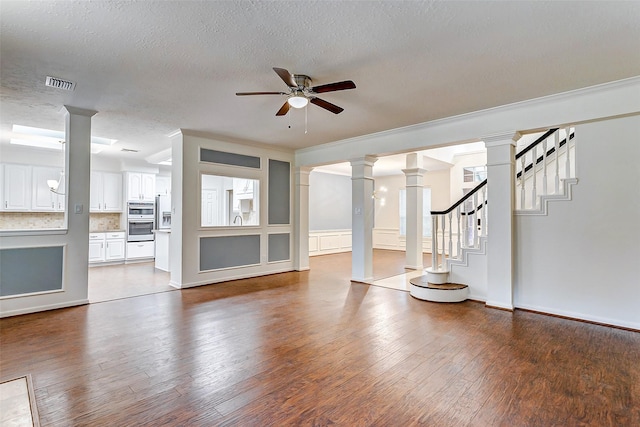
[233,215,243,226]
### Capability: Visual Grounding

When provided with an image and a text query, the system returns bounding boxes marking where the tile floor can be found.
[0,376,35,427]
[371,269,424,291]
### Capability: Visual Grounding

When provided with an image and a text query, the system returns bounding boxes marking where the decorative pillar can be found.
[63,106,97,300]
[402,153,426,270]
[294,166,313,271]
[351,155,377,283]
[484,131,521,311]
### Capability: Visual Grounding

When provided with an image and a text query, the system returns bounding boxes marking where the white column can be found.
[402,153,426,270]
[63,106,97,301]
[484,131,521,311]
[351,155,377,283]
[169,130,184,288]
[294,166,313,271]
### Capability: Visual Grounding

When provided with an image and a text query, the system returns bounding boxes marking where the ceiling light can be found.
[11,124,117,146]
[287,95,309,109]
[10,138,64,150]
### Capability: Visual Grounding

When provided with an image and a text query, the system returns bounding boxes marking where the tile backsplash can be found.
[90,213,122,231]
[0,212,65,229]
[0,212,122,231]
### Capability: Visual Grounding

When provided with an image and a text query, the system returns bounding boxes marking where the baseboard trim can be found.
[177,268,296,289]
[485,301,514,312]
[516,304,639,332]
[0,299,89,318]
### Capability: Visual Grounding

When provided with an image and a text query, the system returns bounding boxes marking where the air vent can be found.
[45,76,75,91]
[120,148,139,153]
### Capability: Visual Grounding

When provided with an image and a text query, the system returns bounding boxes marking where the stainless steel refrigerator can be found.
[155,194,171,229]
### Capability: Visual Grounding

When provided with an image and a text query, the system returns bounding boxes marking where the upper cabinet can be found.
[91,171,123,212]
[32,166,65,211]
[2,164,32,211]
[155,175,171,196]
[126,172,155,201]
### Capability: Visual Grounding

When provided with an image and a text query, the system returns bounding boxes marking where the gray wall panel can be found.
[309,171,352,231]
[200,235,260,271]
[268,233,290,262]
[0,246,64,296]
[268,159,290,225]
[200,148,261,169]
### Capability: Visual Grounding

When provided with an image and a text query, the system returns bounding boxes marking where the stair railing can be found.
[429,179,487,272]
[427,126,576,271]
[516,127,575,210]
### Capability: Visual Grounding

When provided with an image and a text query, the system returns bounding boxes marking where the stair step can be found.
[409,276,469,303]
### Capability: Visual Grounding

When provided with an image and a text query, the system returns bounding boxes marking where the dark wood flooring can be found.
[1,250,638,426]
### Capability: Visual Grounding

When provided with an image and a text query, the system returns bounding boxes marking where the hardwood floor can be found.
[1,251,638,426]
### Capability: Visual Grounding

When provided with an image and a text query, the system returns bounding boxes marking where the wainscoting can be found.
[309,228,437,256]
[308,230,352,256]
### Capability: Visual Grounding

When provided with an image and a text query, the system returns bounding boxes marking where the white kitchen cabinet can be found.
[32,166,65,211]
[89,233,106,263]
[105,232,125,261]
[126,172,155,201]
[2,164,32,211]
[91,171,123,212]
[126,241,155,260]
[156,175,171,195]
[89,232,125,263]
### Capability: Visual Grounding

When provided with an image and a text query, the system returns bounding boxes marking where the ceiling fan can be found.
[236,67,356,116]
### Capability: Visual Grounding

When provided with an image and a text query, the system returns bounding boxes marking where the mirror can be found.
[201,174,259,227]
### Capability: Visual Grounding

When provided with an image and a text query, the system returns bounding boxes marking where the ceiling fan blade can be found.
[310,97,344,114]
[236,91,286,96]
[311,80,356,93]
[273,67,297,88]
[276,101,290,116]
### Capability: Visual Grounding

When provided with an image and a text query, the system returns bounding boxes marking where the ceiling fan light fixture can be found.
[287,95,309,109]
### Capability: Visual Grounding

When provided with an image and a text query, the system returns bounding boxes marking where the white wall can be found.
[309,171,351,231]
[514,115,640,330]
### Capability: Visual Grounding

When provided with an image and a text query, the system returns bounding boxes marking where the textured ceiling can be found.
[1,1,639,162]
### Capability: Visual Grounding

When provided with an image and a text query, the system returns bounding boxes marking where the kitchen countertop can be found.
[90,229,126,233]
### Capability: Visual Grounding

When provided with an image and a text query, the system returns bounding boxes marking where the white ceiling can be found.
[1,1,639,163]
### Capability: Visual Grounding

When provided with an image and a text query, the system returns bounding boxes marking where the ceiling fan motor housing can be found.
[293,74,312,90]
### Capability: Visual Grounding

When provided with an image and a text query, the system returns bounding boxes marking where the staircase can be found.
[410,127,576,303]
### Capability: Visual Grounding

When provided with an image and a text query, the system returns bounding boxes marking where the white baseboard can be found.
[515,302,639,331]
[0,299,89,318]
[177,267,295,289]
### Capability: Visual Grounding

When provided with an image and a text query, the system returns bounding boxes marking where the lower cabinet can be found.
[105,233,126,261]
[126,241,155,260]
[89,232,125,263]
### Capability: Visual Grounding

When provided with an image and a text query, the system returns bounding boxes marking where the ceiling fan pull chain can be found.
[305,103,308,134]
[288,110,291,129]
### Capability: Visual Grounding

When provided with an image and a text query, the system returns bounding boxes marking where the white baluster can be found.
[448,212,453,261]
[520,155,526,209]
[554,130,560,194]
[481,186,487,237]
[531,145,537,208]
[432,216,438,270]
[456,206,461,259]
[565,127,571,180]
[542,137,548,196]
[473,192,479,248]
[441,214,446,269]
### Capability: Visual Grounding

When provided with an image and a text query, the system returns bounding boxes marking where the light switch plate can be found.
[74,204,83,214]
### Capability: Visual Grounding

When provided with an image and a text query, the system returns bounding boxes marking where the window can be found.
[399,188,431,237]
[463,166,486,183]
[201,174,259,227]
